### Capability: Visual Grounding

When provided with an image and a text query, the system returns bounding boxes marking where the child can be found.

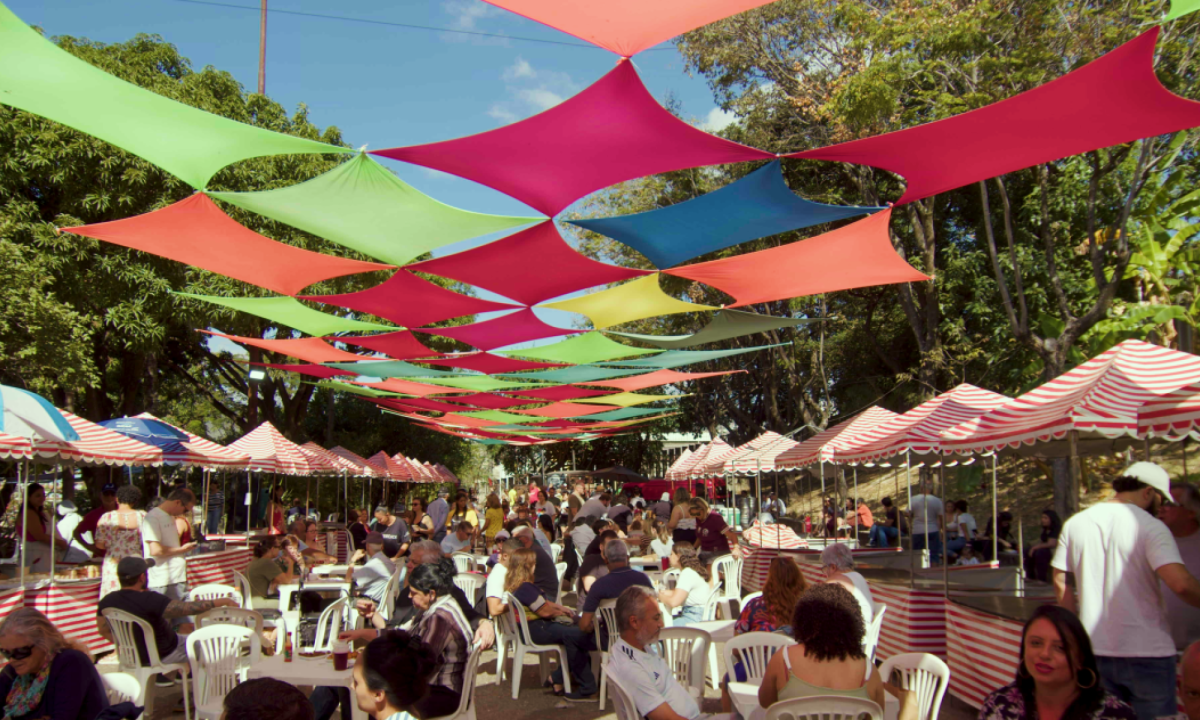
[956,543,981,566]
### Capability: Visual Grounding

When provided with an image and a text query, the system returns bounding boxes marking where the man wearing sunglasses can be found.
[1053,462,1200,720]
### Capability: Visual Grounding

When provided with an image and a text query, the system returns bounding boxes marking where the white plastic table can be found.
[248,654,367,720]
[311,564,351,577]
[689,619,736,688]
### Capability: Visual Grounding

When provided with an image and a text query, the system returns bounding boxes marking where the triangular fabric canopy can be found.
[541,274,718,329]
[500,385,616,402]
[415,309,576,351]
[412,353,565,375]
[607,310,821,350]
[319,381,400,398]
[571,161,883,268]
[62,195,391,296]
[789,30,1200,205]
[177,293,394,336]
[324,360,472,379]
[434,393,534,410]
[409,221,651,305]
[301,270,520,328]
[255,363,356,380]
[355,378,474,397]
[577,406,668,422]
[458,410,551,424]
[209,154,540,266]
[776,407,902,469]
[203,331,368,364]
[583,368,744,392]
[416,375,541,392]
[481,0,778,56]
[499,331,659,364]
[371,397,477,414]
[664,210,929,306]
[1166,0,1200,20]
[569,392,679,407]
[0,4,353,189]
[373,61,772,216]
[509,402,622,418]
[600,343,787,369]
[227,421,314,475]
[337,331,438,361]
[501,366,647,384]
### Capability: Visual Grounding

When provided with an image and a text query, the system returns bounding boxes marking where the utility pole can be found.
[258,0,267,94]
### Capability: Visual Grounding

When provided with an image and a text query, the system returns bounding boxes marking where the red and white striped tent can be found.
[0,433,31,460]
[227,421,316,475]
[704,431,784,476]
[730,433,800,474]
[368,451,410,481]
[329,446,386,477]
[834,384,1010,465]
[31,410,163,466]
[776,407,901,469]
[134,413,251,470]
[665,448,693,480]
[435,463,460,484]
[301,441,360,475]
[672,438,731,479]
[941,339,1200,457]
[1139,384,1200,439]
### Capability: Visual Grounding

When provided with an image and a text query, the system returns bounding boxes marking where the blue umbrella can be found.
[97,416,189,448]
[0,385,79,441]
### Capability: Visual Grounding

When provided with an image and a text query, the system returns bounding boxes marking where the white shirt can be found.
[1052,501,1183,657]
[570,525,596,555]
[353,552,397,605]
[440,533,472,555]
[843,571,875,624]
[485,564,508,600]
[675,568,711,609]
[142,506,186,586]
[957,512,978,538]
[608,638,700,720]
[650,538,673,558]
[908,494,944,536]
[536,501,558,518]
[1165,528,1200,650]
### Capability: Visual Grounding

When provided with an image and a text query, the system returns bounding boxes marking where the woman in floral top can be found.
[93,485,146,598]
[978,606,1136,720]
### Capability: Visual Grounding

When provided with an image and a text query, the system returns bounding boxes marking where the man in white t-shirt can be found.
[1160,482,1200,650]
[142,488,198,610]
[907,478,944,564]
[607,585,700,720]
[1053,462,1200,720]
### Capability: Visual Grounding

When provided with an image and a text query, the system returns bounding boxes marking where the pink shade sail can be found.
[301,270,520,329]
[372,397,472,414]
[482,0,778,56]
[408,222,651,305]
[373,61,772,216]
[427,413,507,429]
[776,407,902,469]
[508,402,622,418]
[354,379,464,397]
[789,29,1200,205]
[414,309,577,351]
[335,331,439,361]
[254,363,356,380]
[501,385,616,401]
[227,421,314,475]
[202,331,367,365]
[31,410,164,467]
[412,352,565,375]
[61,194,391,296]
[437,393,536,410]
[581,368,744,392]
[663,210,929,306]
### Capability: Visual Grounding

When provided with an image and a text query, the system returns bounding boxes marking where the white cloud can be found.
[702,106,737,132]
[444,0,495,30]
[486,105,519,123]
[518,87,566,112]
[503,57,535,81]
[487,57,578,124]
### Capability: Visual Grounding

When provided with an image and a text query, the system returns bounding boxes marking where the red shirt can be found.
[77,507,108,556]
[697,511,731,554]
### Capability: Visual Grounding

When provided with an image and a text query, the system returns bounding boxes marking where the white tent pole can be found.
[19,460,27,599]
[48,463,56,581]
[853,466,859,545]
[907,451,914,588]
[992,454,999,564]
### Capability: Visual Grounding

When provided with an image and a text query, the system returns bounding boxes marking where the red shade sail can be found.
[415,309,576,351]
[369,397,471,414]
[509,402,622,418]
[254,363,356,380]
[502,385,616,401]
[354,379,463,397]
[664,210,928,305]
[203,331,367,364]
[373,61,772,216]
[437,393,537,410]
[789,30,1200,205]
[413,352,564,375]
[62,194,390,296]
[409,222,651,305]
[582,368,744,392]
[335,331,439,361]
[301,270,519,329]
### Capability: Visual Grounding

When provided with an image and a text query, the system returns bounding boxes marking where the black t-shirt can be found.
[97,589,177,665]
[349,521,368,550]
[531,543,560,600]
[373,517,410,557]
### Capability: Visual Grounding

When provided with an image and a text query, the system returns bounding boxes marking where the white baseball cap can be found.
[1122,461,1172,499]
[660,492,671,502]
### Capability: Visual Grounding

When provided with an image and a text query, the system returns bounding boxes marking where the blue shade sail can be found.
[597,343,789,369]
[569,160,884,269]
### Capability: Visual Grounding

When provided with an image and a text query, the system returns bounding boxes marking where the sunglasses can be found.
[0,645,34,661]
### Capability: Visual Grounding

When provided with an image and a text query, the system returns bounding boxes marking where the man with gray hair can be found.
[579,539,653,634]
[1161,481,1200,649]
[821,542,875,624]
[607,585,700,720]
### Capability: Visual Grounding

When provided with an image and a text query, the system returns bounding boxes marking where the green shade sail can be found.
[458,410,551,424]
[501,366,648,383]
[1166,0,1200,20]
[578,407,672,421]
[0,4,352,188]
[569,392,680,407]
[177,293,394,337]
[418,376,543,392]
[499,332,660,365]
[209,153,542,265]
[314,381,400,398]
[324,360,473,379]
[599,343,790,369]
[539,274,717,329]
[607,309,823,349]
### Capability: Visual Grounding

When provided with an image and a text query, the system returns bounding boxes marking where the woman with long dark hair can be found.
[977,605,1135,720]
[17,484,66,573]
[1025,509,1063,582]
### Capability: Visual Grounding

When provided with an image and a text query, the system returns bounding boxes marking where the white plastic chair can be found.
[503,592,572,699]
[765,696,883,720]
[549,542,562,562]
[605,660,641,720]
[101,671,143,705]
[660,568,680,590]
[101,607,192,720]
[307,597,349,652]
[195,607,264,636]
[452,552,477,574]
[188,583,243,607]
[702,590,721,621]
[878,653,950,720]
[741,591,763,605]
[376,566,404,623]
[651,626,710,699]
[863,604,887,670]
[454,572,486,606]
[493,601,516,687]
[723,632,796,718]
[426,643,483,720]
[554,562,568,604]
[186,625,262,720]
[711,554,738,598]
[230,570,253,610]
[588,599,621,710]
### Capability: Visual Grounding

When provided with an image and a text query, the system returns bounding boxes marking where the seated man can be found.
[345,532,396,605]
[579,539,653,635]
[607,585,701,720]
[440,521,474,556]
[287,519,334,564]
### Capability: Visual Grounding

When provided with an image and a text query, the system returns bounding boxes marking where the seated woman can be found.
[759,584,886,710]
[246,536,297,610]
[403,559,473,718]
[979,605,1135,720]
[820,543,875,625]
[0,607,108,720]
[304,520,327,556]
[658,543,713,626]
[351,630,438,720]
[505,547,598,701]
[348,508,369,551]
[1024,509,1062,582]
[649,519,673,561]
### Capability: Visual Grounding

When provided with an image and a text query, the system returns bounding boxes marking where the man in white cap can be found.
[1053,461,1200,720]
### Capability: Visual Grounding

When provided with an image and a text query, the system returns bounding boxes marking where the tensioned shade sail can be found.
[663,210,929,306]
[599,343,787,369]
[940,339,1200,457]
[62,195,391,297]
[415,309,576,352]
[409,221,651,305]
[776,407,902,469]
[329,445,385,477]
[31,410,164,467]
[416,376,541,393]
[481,0,778,56]
[434,393,534,410]
[301,270,520,328]
[540,274,717,329]
[569,392,679,407]
[834,384,1010,464]
[255,363,355,380]
[789,30,1200,205]
[508,402,622,418]
[499,332,658,365]
[583,368,744,392]
[607,309,822,349]
[576,407,667,422]
[355,378,471,397]
[500,385,615,402]
[571,161,883,268]
[1166,0,1200,19]
[337,331,438,361]
[133,412,251,469]
[373,61,771,216]
[0,4,352,189]
[501,366,647,384]
[325,360,473,379]
[319,381,401,398]
[458,410,552,425]
[202,331,368,364]
[177,294,394,336]
[371,397,477,415]
[228,421,315,475]
[209,154,540,266]
[413,353,565,375]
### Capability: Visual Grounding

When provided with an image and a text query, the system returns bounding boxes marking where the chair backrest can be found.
[196,607,265,636]
[878,652,950,720]
[549,543,562,562]
[453,573,486,605]
[452,552,477,574]
[603,658,641,720]
[764,696,883,720]
[732,555,744,597]
[652,627,710,695]
[188,583,243,607]
[101,608,164,670]
[863,604,887,668]
[711,554,737,597]
[377,566,404,623]
[186,624,262,710]
[702,589,721,621]
[504,592,542,647]
[660,568,680,590]
[554,562,568,603]
[741,591,763,605]
[429,643,483,720]
[309,597,349,652]
[723,631,796,684]
[592,598,620,651]
[101,671,143,705]
[230,570,253,610]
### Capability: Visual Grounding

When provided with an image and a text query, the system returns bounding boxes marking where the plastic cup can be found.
[333,640,349,671]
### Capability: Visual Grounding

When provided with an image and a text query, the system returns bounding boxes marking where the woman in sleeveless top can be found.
[758,584,885,711]
[93,485,146,598]
[667,488,697,545]
[16,484,66,573]
[266,486,286,535]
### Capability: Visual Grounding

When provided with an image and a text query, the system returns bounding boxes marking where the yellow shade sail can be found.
[539,274,716,329]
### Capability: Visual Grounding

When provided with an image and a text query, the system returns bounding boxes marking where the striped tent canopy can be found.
[664,448,693,480]
[1139,384,1200,439]
[709,431,784,475]
[941,340,1200,457]
[227,421,314,475]
[300,441,357,475]
[32,410,163,466]
[134,412,251,469]
[329,446,386,477]
[434,463,460,484]
[833,384,1010,465]
[741,519,807,549]
[675,438,733,479]
[398,455,434,483]
[0,433,31,460]
[729,433,799,474]
[776,407,901,469]
[368,451,410,481]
